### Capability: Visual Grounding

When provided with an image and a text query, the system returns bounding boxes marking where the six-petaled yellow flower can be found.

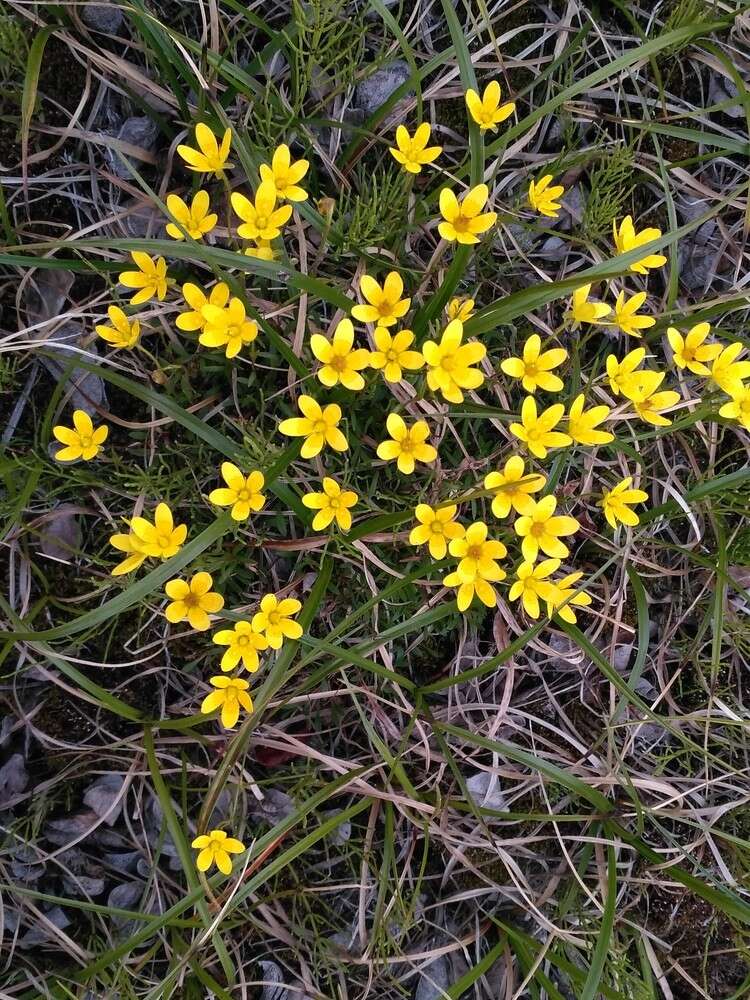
[95,305,140,349]
[719,385,750,429]
[164,572,224,632]
[53,410,108,462]
[302,477,358,531]
[178,123,232,177]
[465,81,515,131]
[209,464,266,521]
[514,495,579,563]
[119,251,168,305]
[279,395,348,458]
[376,413,437,475]
[567,394,614,446]
[438,184,497,244]
[232,182,292,241]
[388,123,442,174]
[667,323,721,375]
[509,559,558,618]
[510,397,572,459]
[130,502,187,559]
[201,676,253,728]
[422,319,486,403]
[200,297,259,358]
[443,521,507,611]
[606,348,646,397]
[260,144,309,201]
[165,190,217,240]
[192,830,245,875]
[109,526,148,576]
[369,327,424,384]
[613,215,667,274]
[484,456,546,518]
[244,239,276,261]
[351,272,410,327]
[633,387,680,427]
[528,175,564,218]
[176,282,230,332]
[252,594,303,649]
[709,342,750,395]
[213,621,268,672]
[310,318,370,390]
[612,291,655,338]
[500,334,567,393]
[447,297,475,321]
[601,477,649,529]
[546,571,592,624]
[409,504,465,559]
[569,284,611,326]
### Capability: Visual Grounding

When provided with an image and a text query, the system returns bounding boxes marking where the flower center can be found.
[377,302,392,317]
[466,545,483,560]
[524,362,538,377]
[237,487,251,501]
[452,214,470,233]
[386,349,399,363]
[267,611,281,625]
[157,534,172,549]
[399,438,414,454]
[237,634,249,647]
[313,419,328,434]
[440,353,456,372]
[183,592,200,609]
[530,521,546,538]
[331,355,347,372]
[429,521,445,535]
[328,497,341,510]
[79,434,93,448]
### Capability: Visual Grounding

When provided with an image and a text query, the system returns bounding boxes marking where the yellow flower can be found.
[438,184,497,244]
[422,318,486,403]
[176,282,230,332]
[209,464,265,521]
[388,123,442,174]
[109,525,148,576]
[351,271,410,327]
[119,251,168,305]
[601,476,649,529]
[606,348,646,397]
[213,621,268,672]
[569,284,611,327]
[500,334,567,393]
[279,395,348,458]
[546,571,592,624]
[95,305,140,349]
[310,318,370,390]
[259,143,309,201]
[484,456,546,518]
[191,830,245,875]
[719,384,750,429]
[201,676,253,728]
[177,123,233,177]
[252,594,303,649]
[508,559,559,618]
[528,175,564,218]
[510,397,572,459]
[709,342,750,395]
[164,572,224,632]
[165,190,217,240]
[567,394,614,446]
[200,298,259,358]
[369,327,424,384]
[667,322,721,375]
[243,239,276,261]
[447,297,475,321]
[465,81,515,131]
[302,477,358,532]
[231,182,292,241]
[443,521,507,612]
[53,410,108,462]
[633,388,680,426]
[376,413,437,475]
[613,215,667,274]
[514,495,579,563]
[612,291,655,337]
[409,504,465,559]
[130,502,187,559]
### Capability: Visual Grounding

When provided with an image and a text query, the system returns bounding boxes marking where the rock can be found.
[102,851,142,874]
[107,116,160,178]
[415,954,451,1000]
[18,906,70,948]
[708,74,744,119]
[537,235,566,260]
[0,753,28,807]
[39,505,82,562]
[108,881,143,913]
[258,960,286,1000]
[322,810,351,846]
[247,788,295,825]
[678,218,721,293]
[44,810,98,846]
[465,771,507,813]
[9,846,44,884]
[58,847,107,898]
[119,197,163,238]
[81,2,125,34]
[355,61,412,115]
[83,774,125,826]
